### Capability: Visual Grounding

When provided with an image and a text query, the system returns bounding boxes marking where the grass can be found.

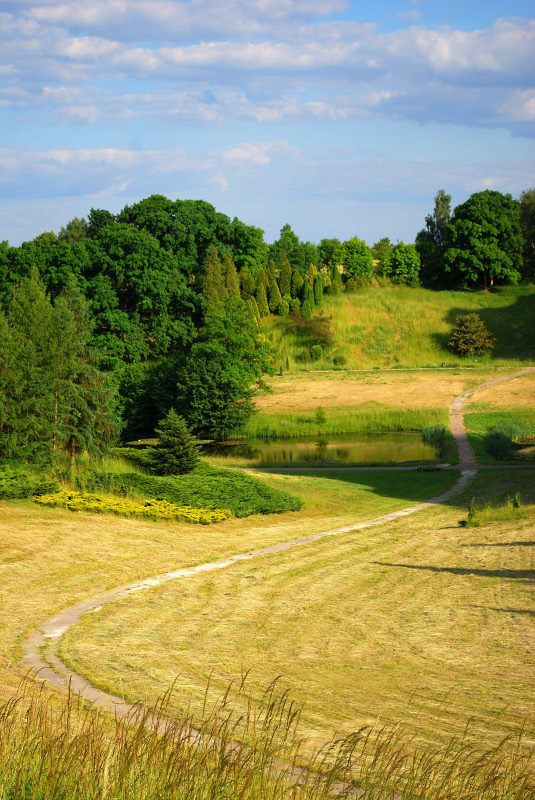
[59,470,534,760]
[264,284,535,372]
[2,680,533,800]
[464,410,535,464]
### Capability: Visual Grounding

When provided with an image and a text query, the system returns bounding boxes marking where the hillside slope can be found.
[265,284,535,371]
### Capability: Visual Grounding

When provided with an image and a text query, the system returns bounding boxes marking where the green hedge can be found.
[0,468,60,499]
[76,462,302,518]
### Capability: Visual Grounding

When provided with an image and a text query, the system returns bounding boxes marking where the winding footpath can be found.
[22,368,535,720]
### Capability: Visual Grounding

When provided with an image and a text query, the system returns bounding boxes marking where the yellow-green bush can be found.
[34,491,232,525]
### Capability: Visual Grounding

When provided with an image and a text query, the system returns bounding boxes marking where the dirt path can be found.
[21,368,535,715]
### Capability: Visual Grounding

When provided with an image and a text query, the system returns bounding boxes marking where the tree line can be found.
[0,188,533,466]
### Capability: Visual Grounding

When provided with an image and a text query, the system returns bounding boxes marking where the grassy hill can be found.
[265,284,535,371]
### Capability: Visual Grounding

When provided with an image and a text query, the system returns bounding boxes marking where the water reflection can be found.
[204,432,438,465]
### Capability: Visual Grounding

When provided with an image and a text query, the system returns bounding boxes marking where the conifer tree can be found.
[154,408,199,474]
[330,264,342,294]
[307,263,318,287]
[303,279,314,308]
[302,299,312,320]
[279,259,292,297]
[247,296,260,322]
[202,245,226,314]
[268,279,282,313]
[255,283,269,317]
[291,268,304,298]
[239,268,255,300]
[223,252,240,299]
[313,274,323,304]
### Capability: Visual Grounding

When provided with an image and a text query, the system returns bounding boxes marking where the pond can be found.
[203,432,439,466]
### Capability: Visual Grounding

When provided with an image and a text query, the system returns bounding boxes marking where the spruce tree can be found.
[239,268,255,300]
[313,274,323,304]
[154,408,199,475]
[291,268,304,298]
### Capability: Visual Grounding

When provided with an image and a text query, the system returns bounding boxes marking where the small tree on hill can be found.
[448,314,495,357]
[154,408,199,474]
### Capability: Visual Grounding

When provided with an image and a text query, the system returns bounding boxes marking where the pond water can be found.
[204,432,439,466]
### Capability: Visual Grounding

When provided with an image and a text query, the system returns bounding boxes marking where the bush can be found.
[310,344,323,361]
[0,468,59,499]
[77,461,303,518]
[153,409,199,475]
[332,353,347,366]
[448,314,495,356]
[35,491,232,524]
[484,430,513,460]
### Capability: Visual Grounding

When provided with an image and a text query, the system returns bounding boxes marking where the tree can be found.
[201,245,226,313]
[448,314,495,356]
[415,190,452,287]
[153,408,199,474]
[222,252,241,299]
[279,259,292,297]
[175,301,272,439]
[445,190,523,289]
[520,188,535,281]
[255,283,269,317]
[239,268,255,301]
[313,274,323,304]
[372,238,393,277]
[341,237,373,282]
[268,279,282,313]
[58,217,87,243]
[389,242,421,286]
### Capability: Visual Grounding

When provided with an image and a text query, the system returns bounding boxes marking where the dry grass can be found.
[465,371,535,411]
[256,368,517,414]
[0,470,455,700]
[60,470,535,757]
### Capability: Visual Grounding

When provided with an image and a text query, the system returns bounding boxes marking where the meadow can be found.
[265,283,535,371]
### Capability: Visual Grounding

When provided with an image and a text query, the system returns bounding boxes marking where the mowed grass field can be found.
[58,470,535,756]
[265,284,535,371]
[0,469,456,701]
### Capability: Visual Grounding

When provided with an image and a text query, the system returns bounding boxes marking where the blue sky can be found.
[1,0,534,246]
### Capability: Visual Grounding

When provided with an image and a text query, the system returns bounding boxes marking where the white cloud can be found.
[217,140,296,164]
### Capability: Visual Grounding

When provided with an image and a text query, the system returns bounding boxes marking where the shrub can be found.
[0,468,59,499]
[484,418,533,461]
[153,409,199,475]
[77,461,303,518]
[448,314,495,356]
[35,491,232,524]
[278,298,290,317]
[310,344,323,361]
[314,406,327,424]
[332,353,347,366]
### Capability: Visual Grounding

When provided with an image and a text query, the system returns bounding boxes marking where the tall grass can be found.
[1,680,533,799]
[244,407,450,438]
[264,284,535,371]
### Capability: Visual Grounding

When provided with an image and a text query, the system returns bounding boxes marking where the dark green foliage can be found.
[329,263,342,294]
[318,238,342,269]
[520,188,535,281]
[201,245,225,313]
[484,431,513,460]
[175,302,273,439]
[153,408,199,475]
[58,217,87,243]
[239,268,255,301]
[222,252,241,299]
[389,242,421,286]
[289,297,300,313]
[0,468,59,498]
[230,218,268,278]
[78,461,302,517]
[302,299,312,319]
[448,314,495,356]
[415,190,452,288]
[290,268,304,298]
[445,190,523,289]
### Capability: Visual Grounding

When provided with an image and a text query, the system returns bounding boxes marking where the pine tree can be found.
[154,408,199,474]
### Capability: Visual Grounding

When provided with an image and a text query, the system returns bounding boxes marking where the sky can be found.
[1,0,534,246]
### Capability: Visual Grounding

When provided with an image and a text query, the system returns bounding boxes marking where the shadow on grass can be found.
[433,289,535,361]
[469,605,535,617]
[373,561,535,584]
[462,541,535,548]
